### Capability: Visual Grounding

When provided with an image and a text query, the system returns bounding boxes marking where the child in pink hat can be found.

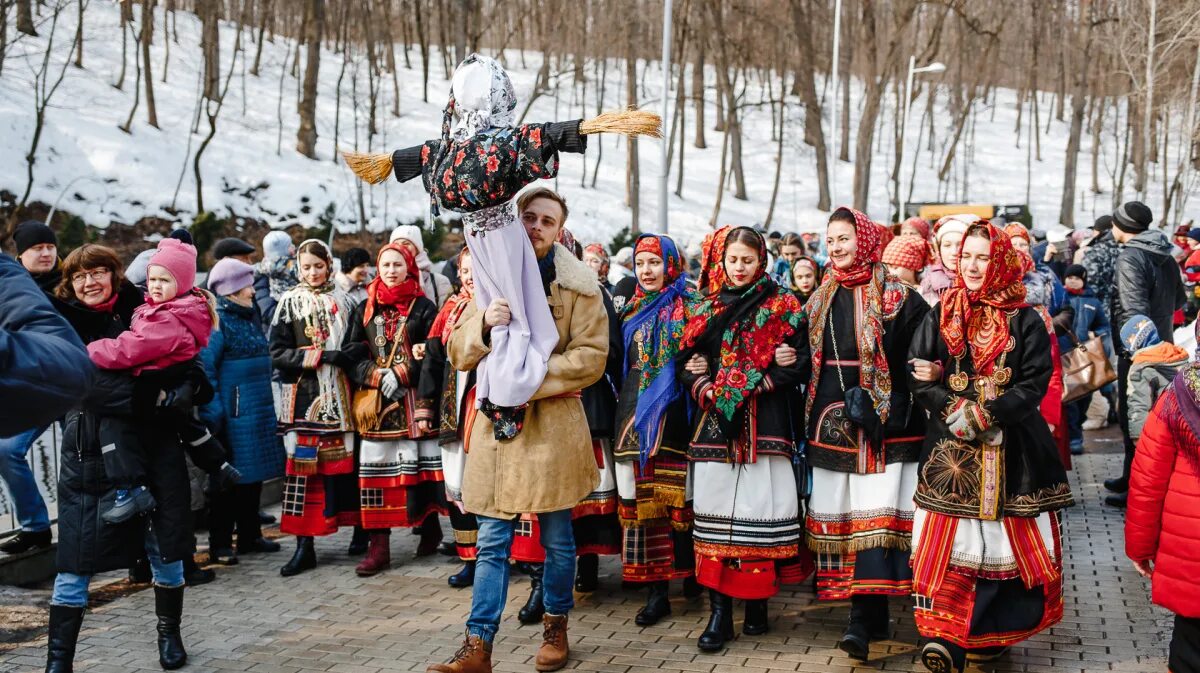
[86,238,236,523]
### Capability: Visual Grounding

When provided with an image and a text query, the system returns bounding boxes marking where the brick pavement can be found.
[0,453,1173,673]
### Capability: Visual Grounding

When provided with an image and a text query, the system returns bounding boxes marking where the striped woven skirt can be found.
[614,452,695,583]
[358,437,448,530]
[910,507,1064,649]
[691,456,809,599]
[806,461,917,600]
[279,430,359,537]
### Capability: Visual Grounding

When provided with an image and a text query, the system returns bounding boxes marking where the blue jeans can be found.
[0,426,51,532]
[467,510,575,643]
[50,528,184,607]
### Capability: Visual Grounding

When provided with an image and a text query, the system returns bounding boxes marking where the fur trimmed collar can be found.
[551,242,600,297]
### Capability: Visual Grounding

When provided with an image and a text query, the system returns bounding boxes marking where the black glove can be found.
[215,462,242,490]
[320,349,352,369]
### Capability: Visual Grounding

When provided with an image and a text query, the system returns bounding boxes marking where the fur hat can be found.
[340,247,371,272]
[148,238,198,293]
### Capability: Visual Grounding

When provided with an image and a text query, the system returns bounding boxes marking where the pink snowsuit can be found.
[87,290,214,374]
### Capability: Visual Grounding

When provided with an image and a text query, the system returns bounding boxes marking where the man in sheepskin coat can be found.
[433,187,607,673]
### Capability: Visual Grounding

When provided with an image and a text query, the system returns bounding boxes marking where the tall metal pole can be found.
[829,0,842,209]
[900,56,915,223]
[658,0,673,235]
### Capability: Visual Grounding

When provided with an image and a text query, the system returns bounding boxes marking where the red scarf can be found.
[939,221,1028,375]
[363,243,423,324]
[427,249,474,341]
[86,291,121,313]
[697,226,732,295]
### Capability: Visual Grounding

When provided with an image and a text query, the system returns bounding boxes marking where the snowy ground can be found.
[1,2,1196,252]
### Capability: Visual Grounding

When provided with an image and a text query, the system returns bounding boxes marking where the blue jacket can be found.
[199,297,284,484]
[1057,287,1111,353]
[0,254,94,436]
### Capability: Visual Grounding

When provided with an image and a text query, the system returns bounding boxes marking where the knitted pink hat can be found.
[148,237,198,293]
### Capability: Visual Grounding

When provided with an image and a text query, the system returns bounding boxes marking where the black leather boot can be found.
[838,595,875,661]
[154,586,188,670]
[682,575,702,598]
[635,581,671,626]
[280,536,316,577]
[574,553,599,593]
[45,604,84,673]
[347,526,369,556]
[743,599,769,636]
[447,561,475,588]
[866,595,890,640]
[697,590,734,652]
[517,563,545,625]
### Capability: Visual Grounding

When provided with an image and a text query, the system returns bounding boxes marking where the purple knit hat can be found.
[207,258,256,297]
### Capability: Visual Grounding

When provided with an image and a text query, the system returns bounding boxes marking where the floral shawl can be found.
[620,234,693,466]
[697,226,732,295]
[804,207,904,425]
[682,227,803,434]
[939,221,1027,375]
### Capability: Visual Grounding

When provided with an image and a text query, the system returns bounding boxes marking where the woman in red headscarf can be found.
[677,226,810,653]
[803,207,931,662]
[907,222,1074,673]
[418,247,481,588]
[342,242,446,577]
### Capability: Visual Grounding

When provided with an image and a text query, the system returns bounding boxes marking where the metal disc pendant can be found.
[374,335,388,348]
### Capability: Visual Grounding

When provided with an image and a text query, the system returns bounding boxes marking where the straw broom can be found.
[342,108,662,185]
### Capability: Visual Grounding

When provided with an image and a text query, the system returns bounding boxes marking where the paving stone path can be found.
[0,453,1172,672]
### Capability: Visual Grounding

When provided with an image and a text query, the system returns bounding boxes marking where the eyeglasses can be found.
[71,268,110,284]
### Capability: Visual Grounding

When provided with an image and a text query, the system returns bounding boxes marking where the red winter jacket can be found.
[1125,386,1200,618]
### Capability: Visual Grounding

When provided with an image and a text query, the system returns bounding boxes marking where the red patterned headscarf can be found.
[583,243,610,278]
[804,207,904,429]
[698,226,732,295]
[428,248,474,342]
[363,242,424,324]
[939,221,1028,375]
[828,207,886,287]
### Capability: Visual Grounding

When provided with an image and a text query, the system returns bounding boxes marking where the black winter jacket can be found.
[53,283,197,574]
[1112,230,1186,352]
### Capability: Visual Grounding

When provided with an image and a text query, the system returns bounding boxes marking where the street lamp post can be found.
[899,57,945,222]
[829,0,842,208]
[657,0,673,235]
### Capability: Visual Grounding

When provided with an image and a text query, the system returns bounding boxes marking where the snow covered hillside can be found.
[1,1,1196,252]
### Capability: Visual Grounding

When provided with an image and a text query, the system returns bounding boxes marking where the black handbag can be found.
[828,313,883,441]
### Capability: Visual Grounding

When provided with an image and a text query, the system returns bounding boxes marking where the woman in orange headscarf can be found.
[907,221,1073,673]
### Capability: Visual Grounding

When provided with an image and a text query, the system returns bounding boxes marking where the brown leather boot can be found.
[535,614,569,672]
[355,532,391,577]
[427,633,492,673]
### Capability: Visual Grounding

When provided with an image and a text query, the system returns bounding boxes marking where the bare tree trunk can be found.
[201,0,219,99]
[16,0,35,35]
[790,0,829,210]
[1058,4,1092,227]
[73,0,83,67]
[142,0,159,128]
[296,0,324,159]
[693,42,706,148]
[251,0,270,76]
[119,5,143,134]
[764,75,786,227]
[1090,97,1105,194]
[115,0,132,89]
[416,0,429,102]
